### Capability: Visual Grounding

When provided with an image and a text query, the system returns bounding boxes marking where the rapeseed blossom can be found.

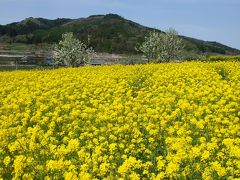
[0,62,240,179]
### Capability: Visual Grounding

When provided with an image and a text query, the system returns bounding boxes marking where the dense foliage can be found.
[0,14,239,55]
[0,62,240,179]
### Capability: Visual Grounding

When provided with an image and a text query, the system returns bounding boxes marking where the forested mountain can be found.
[0,14,239,54]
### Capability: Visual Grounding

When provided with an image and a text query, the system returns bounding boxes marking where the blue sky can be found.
[0,0,239,49]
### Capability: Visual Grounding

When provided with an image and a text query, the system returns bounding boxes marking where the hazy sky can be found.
[0,0,239,49]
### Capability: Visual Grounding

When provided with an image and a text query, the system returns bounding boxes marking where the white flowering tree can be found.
[138,28,184,63]
[53,32,95,67]
[137,31,161,63]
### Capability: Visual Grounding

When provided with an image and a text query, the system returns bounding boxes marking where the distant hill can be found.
[0,14,239,55]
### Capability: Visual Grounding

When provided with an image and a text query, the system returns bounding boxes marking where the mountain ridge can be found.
[0,14,239,55]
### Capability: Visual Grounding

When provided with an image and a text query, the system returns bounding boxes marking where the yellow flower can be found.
[67,139,80,152]
[13,155,27,177]
[157,156,165,170]
[166,162,179,178]
[99,163,110,176]
[0,62,239,179]
[192,147,201,158]
[201,150,210,161]
[64,171,78,180]
[3,156,11,166]
[129,172,140,180]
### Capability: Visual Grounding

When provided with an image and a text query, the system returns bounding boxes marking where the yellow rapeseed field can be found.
[0,62,240,179]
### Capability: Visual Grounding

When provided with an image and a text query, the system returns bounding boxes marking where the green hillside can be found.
[0,14,239,55]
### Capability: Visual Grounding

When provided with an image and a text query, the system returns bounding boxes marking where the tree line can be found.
[53,29,184,67]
